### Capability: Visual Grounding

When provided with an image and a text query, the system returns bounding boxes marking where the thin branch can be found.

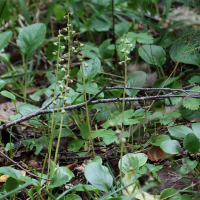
[0,150,51,181]
[0,93,200,131]
[87,84,107,103]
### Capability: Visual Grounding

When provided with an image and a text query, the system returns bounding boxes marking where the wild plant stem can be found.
[81,63,95,158]
[120,44,128,186]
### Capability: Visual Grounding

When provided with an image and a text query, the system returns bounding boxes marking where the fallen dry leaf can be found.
[147,146,168,161]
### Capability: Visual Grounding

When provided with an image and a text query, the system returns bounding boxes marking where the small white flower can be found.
[61,109,65,114]
[80,43,84,47]
[120,48,125,53]
[84,63,88,67]
[120,39,124,43]
[53,42,58,46]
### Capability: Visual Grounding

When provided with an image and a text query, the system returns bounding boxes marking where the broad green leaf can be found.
[150,135,171,146]
[29,89,43,101]
[78,57,101,83]
[164,112,181,118]
[0,79,6,90]
[53,4,66,20]
[138,45,166,67]
[109,85,123,98]
[0,31,12,50]
[170,42,200,66]
[159,118,173,126]
[80,123,90,140]
[9,114,21,122]
[180,105,200,121]
[117,32,137,60]
[90,17,111,32]
[136,32,154,44]
[65,194,82,200]
[0,90,16,102]
[68,139,85,152]
[48,174,69,188]
[17,23,46,55]
[134,153,148,167]
[160,188,180,200]
[160,140,181,154]
[115,21,129,37]
[99,39,112,59]
[189,76,200,84]
[192,123,200,139]
[66,88,80,104]
[181,194,192,200]
[92,156,102,164]
[119,153,140,174]
[92,129,117,145]
[29,120,44,127]
[5,177,19,193]
[180,158,197,175]
[183,133,200,153]
[0,167,23,180]
[18,104,40,117]
[5,143,14,151]
[54,128,74,138]
[0,1,11,19]
[55,167,74,180]
[168,125,192,138]
[85,162,113,191]
[126,71,147,97]
[182,98,200,110]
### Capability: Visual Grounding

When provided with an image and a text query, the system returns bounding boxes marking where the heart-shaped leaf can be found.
[139,45,166,67]
[160,140,181,154]
[17,23,46,55]
[85,162,113,192]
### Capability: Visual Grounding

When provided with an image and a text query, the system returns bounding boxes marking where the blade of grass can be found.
[19,0,32,25]
[0,180,33,199]
[42,188,56,200]
[56,185,81,200]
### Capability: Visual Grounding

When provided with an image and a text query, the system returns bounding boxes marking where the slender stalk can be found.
[81,63,95,157]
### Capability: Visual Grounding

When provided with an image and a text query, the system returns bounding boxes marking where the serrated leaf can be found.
[115,21,129,37]
[189,76,200,84]
[135,32,154,44]
[18,104,40,118]
[182,98,200,110]
[170,42,200,66]
[116,32,137,60]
